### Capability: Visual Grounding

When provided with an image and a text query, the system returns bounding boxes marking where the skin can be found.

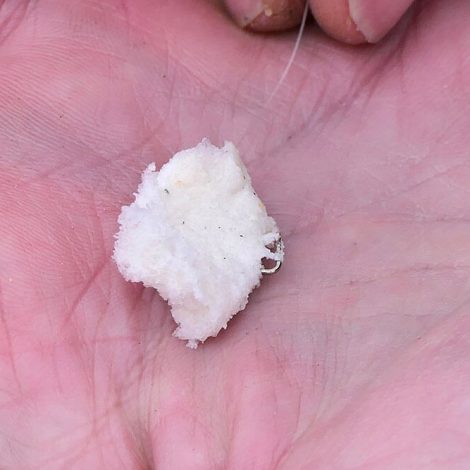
[1,0,470,468]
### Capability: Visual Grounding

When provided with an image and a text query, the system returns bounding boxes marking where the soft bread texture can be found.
[113,139,283,348]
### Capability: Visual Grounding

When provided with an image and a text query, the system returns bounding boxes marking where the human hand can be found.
[1,1,469,467]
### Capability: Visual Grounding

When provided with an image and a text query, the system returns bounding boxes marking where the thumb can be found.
[310,0,416,44]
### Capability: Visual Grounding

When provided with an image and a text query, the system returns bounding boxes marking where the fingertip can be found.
[224,0,305,33]
[309,0,366,45]
[310,0,415,45]
[349,0,415,43]
[224,0,264,28]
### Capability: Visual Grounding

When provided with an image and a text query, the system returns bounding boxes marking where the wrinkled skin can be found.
[1,0,470,468]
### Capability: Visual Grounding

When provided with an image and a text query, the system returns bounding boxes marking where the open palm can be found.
[1,0,470,468]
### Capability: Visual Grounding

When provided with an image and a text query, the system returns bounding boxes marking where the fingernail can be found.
[225,0,265,28]
[348,0,414,43]
[225,0,304,31]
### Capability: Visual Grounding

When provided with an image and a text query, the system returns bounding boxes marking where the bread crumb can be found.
[113,139,283,348]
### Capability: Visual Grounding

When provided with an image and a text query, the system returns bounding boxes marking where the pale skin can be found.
[1,0,470,468]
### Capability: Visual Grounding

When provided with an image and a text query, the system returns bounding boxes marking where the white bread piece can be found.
[113,139,283,348]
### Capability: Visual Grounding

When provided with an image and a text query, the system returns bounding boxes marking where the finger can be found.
[224,0,306,32]
[309,0,416,44]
